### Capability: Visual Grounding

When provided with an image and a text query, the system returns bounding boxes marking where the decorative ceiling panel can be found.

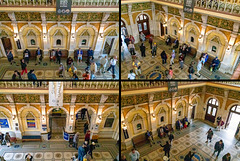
[77,13,103,21]
[0,94,9,103]
[121,96,135,107]
[107,13,119,21]
[121,4,128,14]
[0,12,11,21]
[132,2,151,12]
[105,95,119,103]
[206,86,224,96]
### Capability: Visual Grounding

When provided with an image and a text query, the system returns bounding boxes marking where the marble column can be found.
[197,25,207,58]
[94,23,105,57]
[128,4,139,43]
[0,39,6,57]
[10,104,22,139]
[41,23,49,57]
[69,23,76,57]
[151,2,157,36]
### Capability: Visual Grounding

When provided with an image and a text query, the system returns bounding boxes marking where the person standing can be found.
[184,151,195,161]
[20,59,27,77]
[66,57,74,71]
[132,58,141,77]
[107,56,118,75]
[99,56,108,73]
[85,130,91,143]
[146,130,154,147]
[6,49,14,65]
[161,50,167,64]
[35,47,42,65]
[179,53,184,70]
[149,36,153,49]
[160,141,171,158]
[56,48,62,64]
[166,35,171,46]
[170,50,175,65]
[206,128,213,143]
[128,70,136,80]
[129,35,135,44]
[90,61,97,80]
[172,37,179,49]
[121,45,125,61]
[78,144,86,161]
[140,32,146,42]
[73,132,80,150]
[140,42,146,57]
[210,57,220,72]
[152,43,157,57]
[81,108,87,120]
[58,63,65,78]
[124,36,130,47]
[77,48,83,63]
[212,140,224,159]
[87,47,94,60]
[88,142,95,159]
[222,153,231,161]
[129,149,140,161]
[23,49,30,64]
[128,41,135,55]
[168,67,173,79]
[217,115,222,129]
[168,133,174,144]
[188,62,195,80]
[5,132,11,147]
[12,70,22,80]
[196,56,205,77]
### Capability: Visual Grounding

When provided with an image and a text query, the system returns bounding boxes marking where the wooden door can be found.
[160,22,164,36]
[137,14,150,36]
[1,37,12,51]
[191,105,195,119]
[205,99,218,123]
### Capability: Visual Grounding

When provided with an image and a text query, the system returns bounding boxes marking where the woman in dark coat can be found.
[160,141,171,158]
[140,42,146,57]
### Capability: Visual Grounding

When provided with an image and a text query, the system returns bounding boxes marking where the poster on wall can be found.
[56,0,72,15]
[63,132,69,141]
[42,124,47,131]
[183,0,195,14]
[49,82,63,107]
[0,119,9,128]
[27,119,36,128]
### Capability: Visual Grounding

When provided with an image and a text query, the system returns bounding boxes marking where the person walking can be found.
[121,45,125,61]
[140,42,146,57]
[20,59,27,78]
[81,108,87,120]
[168,133,174,144]
[212,140,224,159]
[35,47,42,65]
[132,58,141,77]
[128,41,135,55]
[6,49,15,65]
[152,43,157,57]
[23,49,30,64]
[87,47,94,60]
[161,50,167,64]
[85,130,91,143]
[170,50,175,65]
[88,142,95,159]
[149,36,153,49]
[188,62,195,80]
[160,141,171,158]
[5,132,11,147]
[205,128,213,143]
[99,56,108,74]
[107,56,117,75]
[90,61,97,80]
[146,130,155,147]
[129,149,140,161]
[179,53,184,70]
[12,70,22,80]
[196,56,205,77]
[73,132,80,150]
[78,144,86,161]
[222,153,231,161]
[84,121,89,134]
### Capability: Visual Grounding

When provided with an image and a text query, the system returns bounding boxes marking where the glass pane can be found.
[216,101,218,106]
[207,106,212,114]
[121,21,123,25]
[143,22,147,30]
[138,24,142,32]
[212,108,217,116]
[140,15,143,20]
[209,99,212,104]
[232,106,236,111]
[236,106,240,113]
[212,99,216,105]
[137,123,142,130]
[144,15,146,19]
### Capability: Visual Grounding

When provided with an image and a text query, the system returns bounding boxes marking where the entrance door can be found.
[205,98,218,123]
[137,14,150,36]
[191,105,196,119]
[160,22,164,36]
[1,37,12,51]
[103,38,115,55]
[226,105,240,130]
[49,108,66,139]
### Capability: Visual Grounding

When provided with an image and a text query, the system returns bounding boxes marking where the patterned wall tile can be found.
[29,12,41,21]
[105,95,119,103]
[132,3,151,12]
[107,13,119,21]
[46,12,58,21]
[15,12,28,21]
[228,90,240,100]
[0,12,11,21]
[13,94,27,103]
[0,94,9,103]
[28,94,40,103]
[88,95,101,103]
[193,87,203,94]
[76,95,88,103]
[121,4,128,13]
[77,13,103,21]
[63,94,71,103]
[121,96,135,107]
[136,94,148,104]
[155,4,164,11]
[59,14,73,21]
[205,86,224,96]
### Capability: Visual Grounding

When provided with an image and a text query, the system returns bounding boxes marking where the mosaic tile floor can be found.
[121,37,231,80]
[122,120,240,161]
[0,139,118,161]
[0,57,119,80]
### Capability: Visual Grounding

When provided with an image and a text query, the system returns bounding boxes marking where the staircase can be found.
[75,117,87,139]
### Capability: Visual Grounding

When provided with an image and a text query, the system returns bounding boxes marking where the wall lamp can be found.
[152,113,156,120]
[163,22,167,27]
[227,44,232,51]
[100,33,104,38]
[122,121,127,130]
[198,34,203,40]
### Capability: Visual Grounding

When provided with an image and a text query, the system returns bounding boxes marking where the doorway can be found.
[160,22,164,36]
[225,105,240,135]
[49,108,66,140]
[137,14,150,36]
[103,37,115,55]
[121,20,128,37]
[191,105,196,119]
[1,37,12,52]
[205,98,218,123]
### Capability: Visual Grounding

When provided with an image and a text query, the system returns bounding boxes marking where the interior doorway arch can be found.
[225,105,240,135]
[205,98,219,123]
[137,14,150,36]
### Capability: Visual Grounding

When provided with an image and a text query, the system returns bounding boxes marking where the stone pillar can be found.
[41,23,49,57]
[197,14,208,57]
[128,4,139,43]
[151,2,157,36]
[162,6,168,37]
[220,22,239,74]
[198,86,206,120]
[91,104,104,138]
[67,105,75,133]
[179,9,185,43]
[218,90,229,124]
[94,23,106,57]
[69,23,76,57]
[0,39,6,57]
[10,104,22,139]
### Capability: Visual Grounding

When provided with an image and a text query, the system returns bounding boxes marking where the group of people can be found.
[176,116,190,130]
[0,132,11,147]
[122,32,222,80]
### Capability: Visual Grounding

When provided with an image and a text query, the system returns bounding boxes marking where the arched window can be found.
[158,108,167,125]
[191,37,194,42]
[161,116,164,122]
[212,46,217,52]
[205,98,219,123]
[56,39,61,45]
[132,114,145,134]
[174,30,177,35]
[137,14,150,35]
[30,39,36,45]
[0,112,10,128]
[104,112,115,128]
[137,123,142,130]
[81,39,87,45]
[231,105,240,113]
[26,112,36,128]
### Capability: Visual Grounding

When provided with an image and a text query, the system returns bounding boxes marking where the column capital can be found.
[201,14,208,24]
[233,22,239,33]
[162,5,168,13]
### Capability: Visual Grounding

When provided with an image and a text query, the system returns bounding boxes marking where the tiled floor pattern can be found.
[0,139,118,161]
[0,58,119,80]
[122,120,240,161]
[121,37,231,80]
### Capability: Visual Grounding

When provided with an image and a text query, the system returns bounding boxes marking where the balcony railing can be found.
[159,0,240,15]
[0,81,119,90]
[121,81,240,90]
[0,0,119,7]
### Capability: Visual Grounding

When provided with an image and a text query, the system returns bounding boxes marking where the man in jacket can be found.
[188,62,195,80]
[160,141,171,158]
[73,132,80,150]
[23,49,31,64]
[161,50,167,64]
[212,140,224,159]
[87,47,94,60]
[78,143,86,161]
[35,47,43,65]
[56,48,62,64]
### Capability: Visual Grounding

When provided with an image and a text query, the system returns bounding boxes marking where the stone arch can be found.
[189,94,200,104]
[47,106,69,115]
[226,102,240,112]
[154,102,170,114]
[20,25,42,49]
[204,96,221,108]
[121,17,129,26]
[74,105,97,115]
[102,24,119,55]
[19,24,42,33]
[18,105,41,115]
[155,12,165,23]
[0,106,13,116]
[168,17,181,37]
[134,12,152,24]
[48,24,70,33]
[125,107,148,119]
[102,105,118,115]
[154,103,170,126]
[75,25,97,49]
[75,24,98,33]
[48,25,69,49]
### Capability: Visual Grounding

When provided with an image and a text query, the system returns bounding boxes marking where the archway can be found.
[225,105,240,136]
[103,26,118,56]
[121,20,128,37]
[48,108,67,140]
[137,14,150,36]
[205,98,219,123]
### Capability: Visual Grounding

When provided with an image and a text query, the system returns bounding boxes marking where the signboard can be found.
[0,119,9,128]
[56,0,72,15]
[63,131,69,141]
[42,124,47,131]
[168,82,178,92]
[27,119,36,128]
[49,82,63,107]
[183,0,195,14]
